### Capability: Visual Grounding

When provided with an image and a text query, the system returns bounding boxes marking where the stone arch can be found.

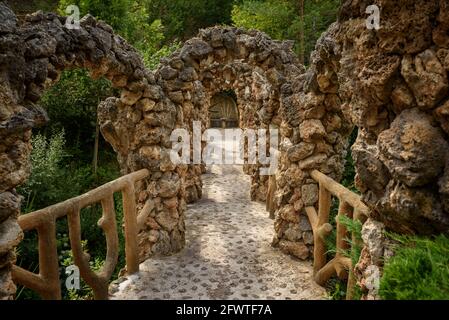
[1,6,347,274]
[97,2,449,266]
[153,27,304,202]
[104,26,316,259]
[0,5,152,298]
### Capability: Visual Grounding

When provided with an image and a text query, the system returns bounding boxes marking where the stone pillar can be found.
[0,193,24,299]
[0,3,157,297]
[0,3,26,300]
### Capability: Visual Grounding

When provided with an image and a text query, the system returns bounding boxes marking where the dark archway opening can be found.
[208,90,239,129]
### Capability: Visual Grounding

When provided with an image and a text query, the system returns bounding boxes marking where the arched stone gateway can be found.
[1,0,449,300]
[97,25,322,260]
[0,4,151,299]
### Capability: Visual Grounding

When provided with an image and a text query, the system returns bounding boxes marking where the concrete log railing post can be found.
[305,170,369,300]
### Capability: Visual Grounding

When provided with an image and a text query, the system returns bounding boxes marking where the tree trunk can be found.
[299,0,305,65]
[92,121,100,176]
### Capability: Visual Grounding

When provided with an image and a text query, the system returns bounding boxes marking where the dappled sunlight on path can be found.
[111,165,326,300]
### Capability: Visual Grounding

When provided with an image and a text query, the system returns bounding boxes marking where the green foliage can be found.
[326,277,347,300]
[57,191,125,300]
[17,174,123,300]
[17,129,121,212]
[58,192,125,300]
[339,215,363,300]
[58,0,131,31]
[143,40,181,70]
[232,0,340,62]
[6,0,59,13]
[145,0,234,41]
[341,128,358,193]
[380,234,449,300]
[16,129,123,300]
[107,2,180,70]
[18,130,69,212]
[323,194,363,300]
[40,69,114,160]
[41,70,113,117]
[301,0,340,62]
[57,1,179,70]
[339,215,363,266]
[60,240,101,300]
[129,15,181,70]
[16,0,165,299]
[15,232,40,300]
[17,0,346,301]
[231,0,298,40]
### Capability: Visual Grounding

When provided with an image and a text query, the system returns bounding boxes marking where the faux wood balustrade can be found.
[305,170,369,300]
[11,169,150,300]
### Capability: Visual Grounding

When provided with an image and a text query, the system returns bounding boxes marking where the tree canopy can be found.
[231,0,340,64]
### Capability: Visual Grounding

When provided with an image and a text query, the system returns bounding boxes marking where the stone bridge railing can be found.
[11,169,149,300]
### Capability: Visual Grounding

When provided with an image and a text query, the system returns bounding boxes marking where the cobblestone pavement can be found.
[111,165,327,300]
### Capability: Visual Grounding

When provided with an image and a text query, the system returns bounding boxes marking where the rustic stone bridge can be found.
[1,0,449,300]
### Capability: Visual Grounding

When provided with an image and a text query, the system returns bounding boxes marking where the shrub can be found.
[16,129,123,300]
[18,130,69,212]
[60,239,106,300]
[380,234,449,300]
[58,192,125,300]
[326,277,347,300]
[15,0,179,301]
[39,69,115,161]
[339,215,363,266]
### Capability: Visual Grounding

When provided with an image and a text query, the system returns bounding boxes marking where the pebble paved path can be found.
[111,165,327,300]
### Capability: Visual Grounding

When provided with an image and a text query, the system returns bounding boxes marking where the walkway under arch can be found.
[111,164,325,300]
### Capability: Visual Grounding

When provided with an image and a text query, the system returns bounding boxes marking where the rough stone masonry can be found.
[1,0,449,300]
